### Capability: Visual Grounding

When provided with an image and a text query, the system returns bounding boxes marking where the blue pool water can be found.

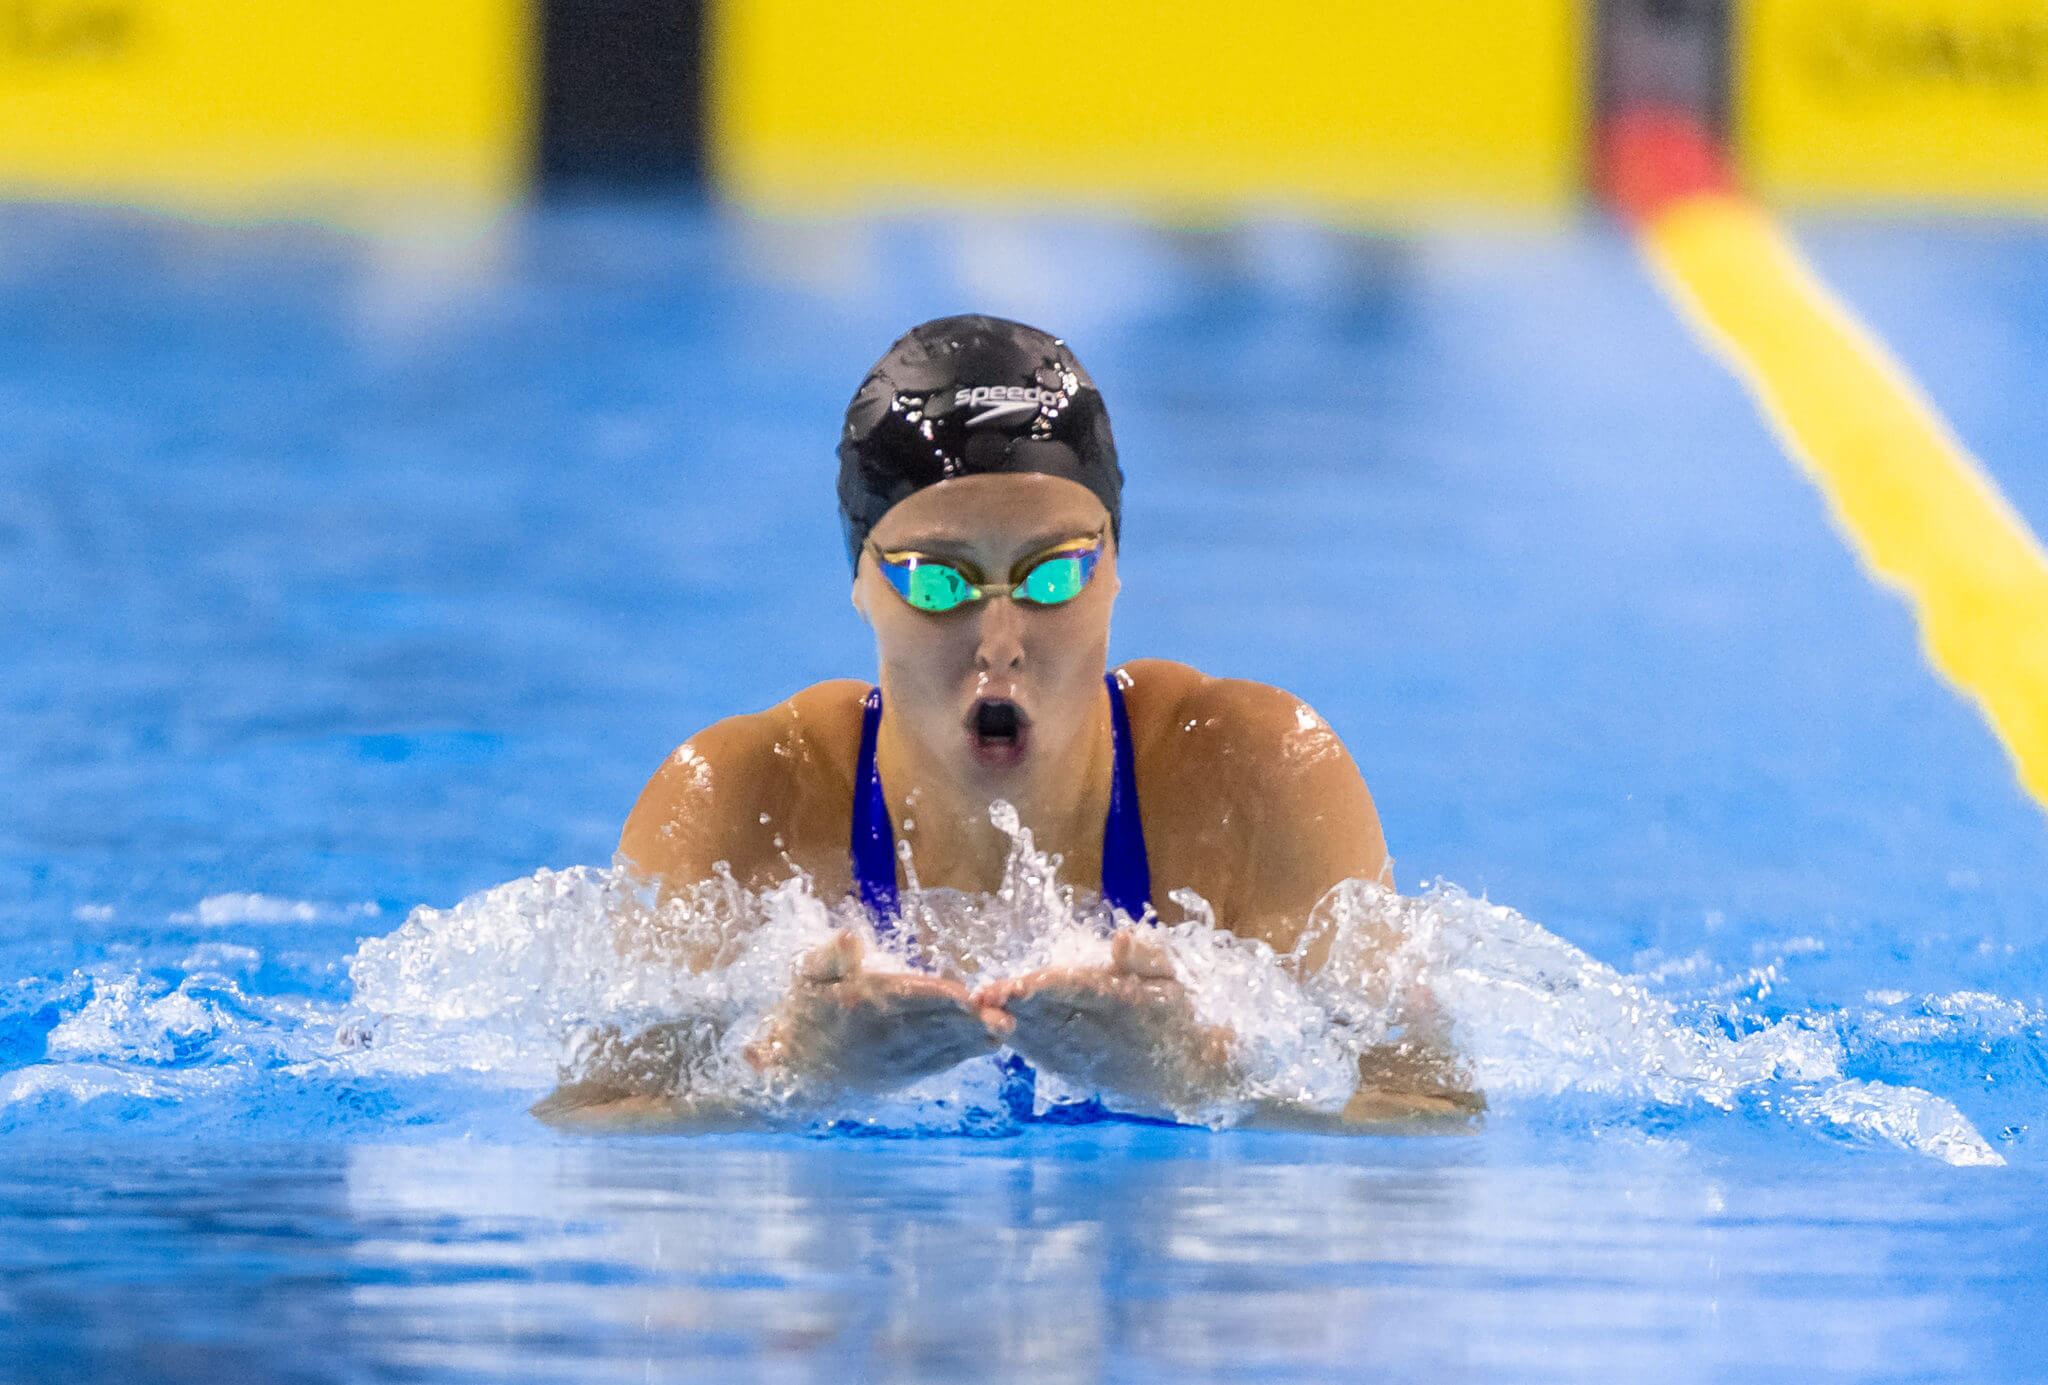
[4,202,2047,1379]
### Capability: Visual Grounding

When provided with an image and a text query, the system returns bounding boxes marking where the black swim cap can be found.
[836,314,1121,569]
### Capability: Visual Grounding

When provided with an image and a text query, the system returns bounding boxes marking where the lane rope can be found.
[1600,107,2048,821]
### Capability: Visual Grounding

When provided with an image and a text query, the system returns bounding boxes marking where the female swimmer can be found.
[543,315,1479,1128]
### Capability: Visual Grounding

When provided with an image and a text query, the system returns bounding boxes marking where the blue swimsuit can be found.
[850,673,1153,940]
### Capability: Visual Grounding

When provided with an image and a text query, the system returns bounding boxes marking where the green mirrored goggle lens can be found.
[876,540,1102,614]
[904,561,979,612]
[1014,553,1089,605]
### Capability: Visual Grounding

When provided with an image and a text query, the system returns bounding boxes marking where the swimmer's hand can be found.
[745,931,1012,1093]
[972,930,1233,1115]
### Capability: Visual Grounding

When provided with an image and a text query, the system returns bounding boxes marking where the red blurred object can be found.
[1596,103,1736,222]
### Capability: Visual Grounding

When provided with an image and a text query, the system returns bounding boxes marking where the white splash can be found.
[169,893,383,926]
[327,808,2004,1164]
[0,809,2007,1162]
[1306,882,2003,1165]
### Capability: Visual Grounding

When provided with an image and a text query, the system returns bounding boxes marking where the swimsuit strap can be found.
[847,673,1155,940]
[1100,671,1154,920]
[850,686,902,935]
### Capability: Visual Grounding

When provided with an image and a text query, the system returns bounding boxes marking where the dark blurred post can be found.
[539,0,706,190]
[1596,0,1731,133]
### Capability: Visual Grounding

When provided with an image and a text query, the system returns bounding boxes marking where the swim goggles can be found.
[869,532,1104,614]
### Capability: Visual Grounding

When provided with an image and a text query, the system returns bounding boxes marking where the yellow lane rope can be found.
[1633,188,2048,818]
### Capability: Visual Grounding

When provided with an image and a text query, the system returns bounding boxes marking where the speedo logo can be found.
[953,384,1063,427]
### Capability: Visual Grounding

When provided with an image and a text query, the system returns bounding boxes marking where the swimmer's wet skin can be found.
[536,314,1481,1132]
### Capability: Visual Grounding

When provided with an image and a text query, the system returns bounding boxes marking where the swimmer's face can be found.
[855,472,1118,791]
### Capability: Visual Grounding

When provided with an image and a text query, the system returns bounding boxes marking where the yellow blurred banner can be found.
[0,0,529,221]
[710,0,1585,224]
[1740,0,2048,208]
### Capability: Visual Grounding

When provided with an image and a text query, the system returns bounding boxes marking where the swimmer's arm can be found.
[1183,677,1389,952]
[552,684,1002,1127]
[1201,682,1482,1131]
[535,933,1008,1134]
[617,714,790,896]
[976,680,1392,1121]
[618,679,868,896]
[541,712,803,1128]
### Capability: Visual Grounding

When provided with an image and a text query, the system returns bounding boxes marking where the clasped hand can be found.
[744,928,1231,1108]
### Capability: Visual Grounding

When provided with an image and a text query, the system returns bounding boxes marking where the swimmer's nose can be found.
[974,593,1026,672]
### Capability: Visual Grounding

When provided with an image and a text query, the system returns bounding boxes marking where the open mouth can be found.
[966,698,1030,766]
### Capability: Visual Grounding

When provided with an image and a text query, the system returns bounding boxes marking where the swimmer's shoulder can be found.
[618,680,870,887]
[1116,659,1388,922]
[773,678,873,785]
[1114,658,1339,772]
